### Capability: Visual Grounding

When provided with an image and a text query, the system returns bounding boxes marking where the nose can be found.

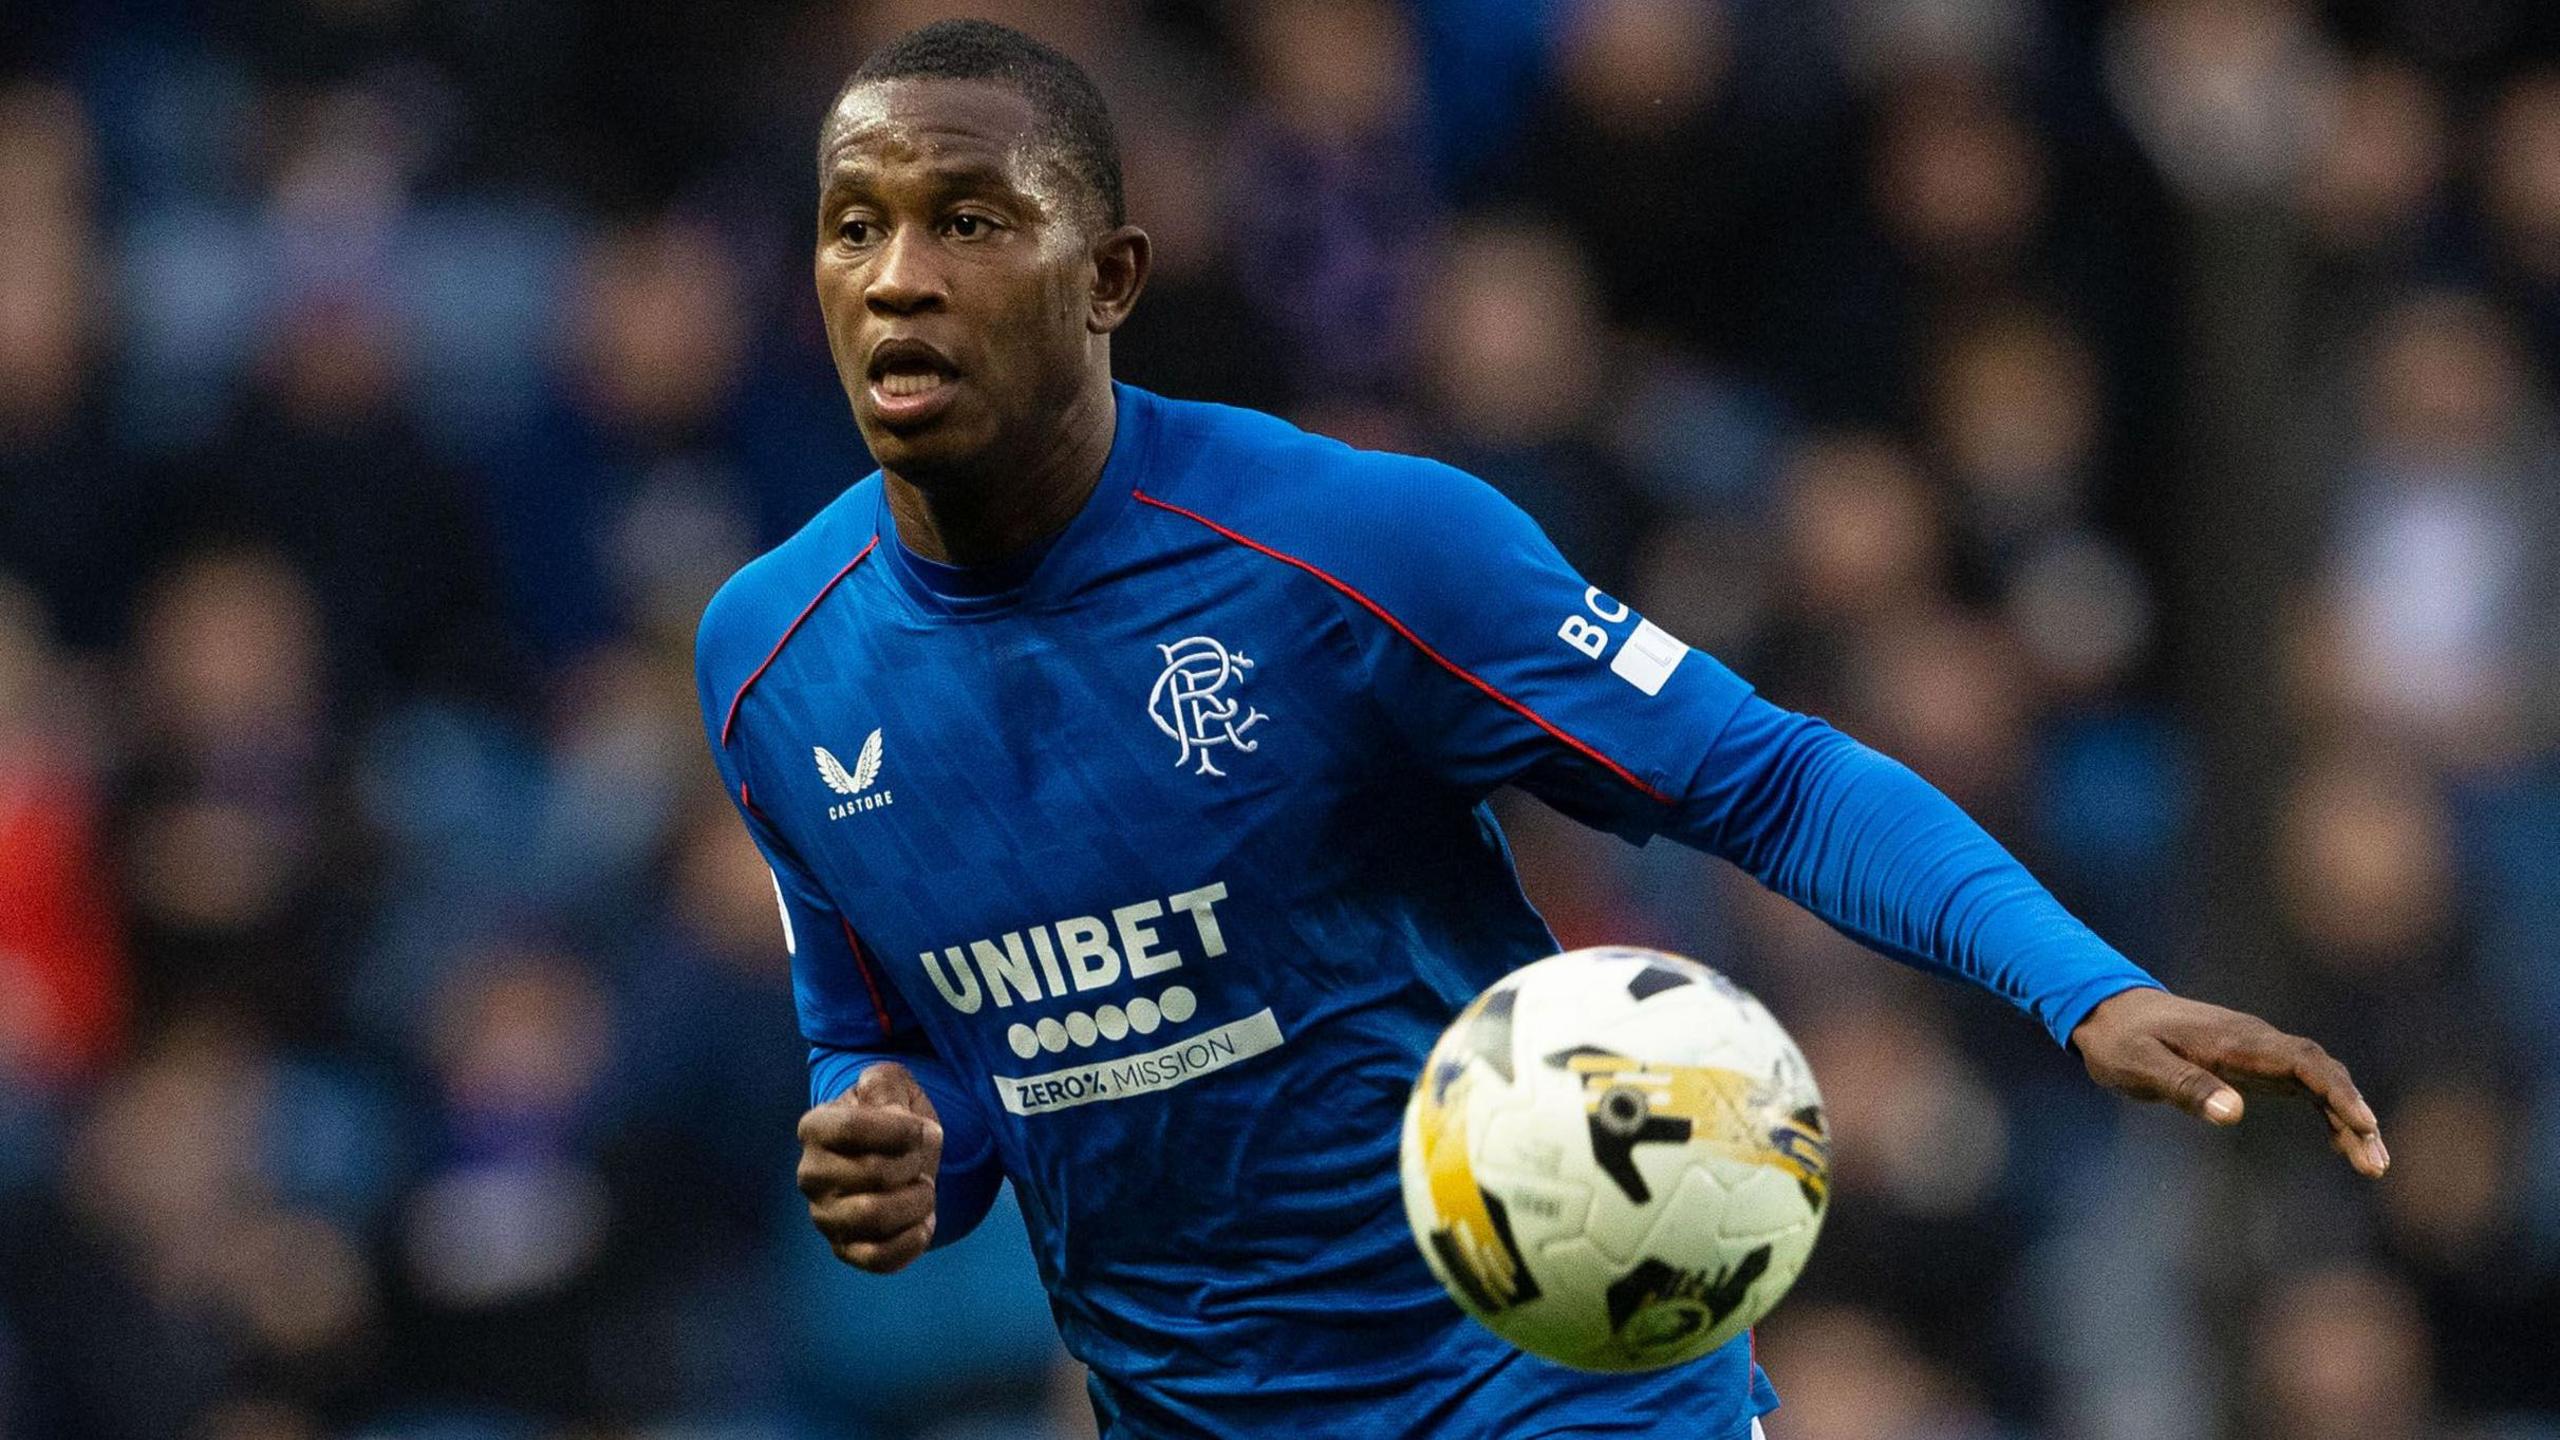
[866,224,945,315]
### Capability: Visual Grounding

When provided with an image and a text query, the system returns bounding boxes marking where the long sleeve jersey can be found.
[696,383,2158,1439]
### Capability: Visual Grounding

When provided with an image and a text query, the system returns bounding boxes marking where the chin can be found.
[861,415,989,483]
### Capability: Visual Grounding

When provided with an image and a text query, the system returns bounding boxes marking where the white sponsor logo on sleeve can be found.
[1609,618,1689,696]
[1560,587,1688,694]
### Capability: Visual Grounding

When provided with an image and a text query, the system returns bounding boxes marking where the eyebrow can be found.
[819,155,1034,206]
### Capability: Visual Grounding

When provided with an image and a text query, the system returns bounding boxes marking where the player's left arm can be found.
[1683,697,2387,1178]
[1297,455,2383,1177]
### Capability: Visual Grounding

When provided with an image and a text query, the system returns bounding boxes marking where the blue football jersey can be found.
[696,384,2155,1438]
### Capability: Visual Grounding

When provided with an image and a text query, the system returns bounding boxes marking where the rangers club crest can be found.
[1148,635,1268,777]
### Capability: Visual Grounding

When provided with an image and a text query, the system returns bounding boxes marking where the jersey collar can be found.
[873,381,1155,619]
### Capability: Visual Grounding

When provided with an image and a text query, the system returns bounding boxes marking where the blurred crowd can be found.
[2,0,2558,1437]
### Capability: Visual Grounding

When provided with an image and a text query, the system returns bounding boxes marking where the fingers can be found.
[834,1213,936,1274]
[2078,990,2388,1177]
[2190,1070,2244,1125]
[853,1061,933,1117]
[2290,1041,2382,1143]
[797,1135,937,1200]
[2193,1027,2389,1176]
[796,1093,942,1159]
[854,1062,948,1141]
[2074,990,2236,1121]
[812,1175,937,1239]
[2327,1121,2388,1178]
[2120,1041,2245,1126]
[811,1177,938,1273]
[794,1065,948,1268]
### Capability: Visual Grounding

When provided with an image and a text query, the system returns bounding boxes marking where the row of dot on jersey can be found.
[1005,986,1199,1059]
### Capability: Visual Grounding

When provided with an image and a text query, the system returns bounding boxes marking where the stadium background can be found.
[2,0,2557,1435]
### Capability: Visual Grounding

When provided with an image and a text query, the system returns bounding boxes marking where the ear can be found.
[1087,224,1151,335]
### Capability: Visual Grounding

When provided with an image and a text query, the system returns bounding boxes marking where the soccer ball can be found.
[1400,947,1829,1372]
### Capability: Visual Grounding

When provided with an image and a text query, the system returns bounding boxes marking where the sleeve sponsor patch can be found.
[1609,619,1689,697]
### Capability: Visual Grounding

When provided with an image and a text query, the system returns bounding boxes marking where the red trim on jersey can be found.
[839,918,896,1037]
[720,536,880,747]
[1131,490,1669,804]
[739,781,763,820]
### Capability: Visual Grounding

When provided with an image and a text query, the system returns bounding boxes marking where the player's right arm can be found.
[759,830,1004,1271]
[757,846,1004,1271]
[696,572,1004,1270]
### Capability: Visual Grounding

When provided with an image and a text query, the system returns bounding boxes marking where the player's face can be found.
[814,78,1114,484]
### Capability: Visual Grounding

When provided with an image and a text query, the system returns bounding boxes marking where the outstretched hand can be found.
[2069,987,2389,1178]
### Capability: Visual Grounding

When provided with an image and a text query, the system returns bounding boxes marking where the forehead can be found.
[819,77,1049,185]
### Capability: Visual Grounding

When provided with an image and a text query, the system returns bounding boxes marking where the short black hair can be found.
[835,18,1125,230]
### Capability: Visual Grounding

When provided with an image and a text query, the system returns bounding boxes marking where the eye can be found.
[946,212,999,239]
[838,217,876,246]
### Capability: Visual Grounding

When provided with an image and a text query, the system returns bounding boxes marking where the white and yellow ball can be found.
[1400,947,1829,1372]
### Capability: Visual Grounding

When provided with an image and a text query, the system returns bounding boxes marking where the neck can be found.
[885,377,1117,567]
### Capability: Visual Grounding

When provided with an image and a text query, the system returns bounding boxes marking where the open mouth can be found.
[877,367,950,400]
[866,340,960,427]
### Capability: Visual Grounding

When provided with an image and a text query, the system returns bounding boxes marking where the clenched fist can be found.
[797,1061,944,1273]
[2070,987,2389,1178]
